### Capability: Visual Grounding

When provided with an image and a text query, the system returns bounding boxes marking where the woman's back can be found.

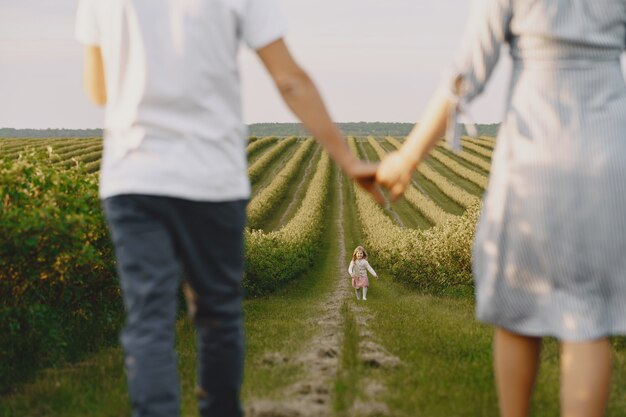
[375,1,626,413]
[463,0,626,341]
[497,0,626,151]
[509,0,626,60]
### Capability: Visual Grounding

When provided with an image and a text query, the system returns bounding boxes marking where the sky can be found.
[1,0,623,129]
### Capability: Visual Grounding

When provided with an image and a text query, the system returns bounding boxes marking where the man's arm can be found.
[256,39,382,203]
[83,45,107,106]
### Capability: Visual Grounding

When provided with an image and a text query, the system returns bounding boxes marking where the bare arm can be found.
[83,45,107,106]
[376,88,451,200]
[257,39,383,203]
[377,0,512,200]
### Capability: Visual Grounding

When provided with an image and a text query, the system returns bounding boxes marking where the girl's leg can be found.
[362,286,368,300]
[560,338,611,417]
[354,288,361,300]
[494,327,541,417]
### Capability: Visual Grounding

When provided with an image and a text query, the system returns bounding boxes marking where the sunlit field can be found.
[1,136,625,417]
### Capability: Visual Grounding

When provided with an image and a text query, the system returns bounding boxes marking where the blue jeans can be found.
[103,195,247,417]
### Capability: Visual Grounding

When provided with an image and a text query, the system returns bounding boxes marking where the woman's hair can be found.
[352,245,368,261]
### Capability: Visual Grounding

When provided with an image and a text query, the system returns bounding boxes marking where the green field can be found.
[1,136,625,417]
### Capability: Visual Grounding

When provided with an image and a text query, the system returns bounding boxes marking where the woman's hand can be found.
[376,151,414,201]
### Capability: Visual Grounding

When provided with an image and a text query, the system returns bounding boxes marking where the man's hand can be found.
[376,151,414,201]
[257,40,385,205]
[344,158,384,204]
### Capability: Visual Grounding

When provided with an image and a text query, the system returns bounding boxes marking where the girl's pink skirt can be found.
[351,275,369,289]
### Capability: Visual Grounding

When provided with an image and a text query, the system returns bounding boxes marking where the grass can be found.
[341,170,626,417]
[362,278,498,417]
[0,346,128,417]
[334,302,360,415]
[355,270,626,417]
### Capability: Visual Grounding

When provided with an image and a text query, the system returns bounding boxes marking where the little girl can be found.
[348,246,378,300]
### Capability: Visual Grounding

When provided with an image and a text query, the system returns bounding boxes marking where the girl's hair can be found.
[352,246,368,261]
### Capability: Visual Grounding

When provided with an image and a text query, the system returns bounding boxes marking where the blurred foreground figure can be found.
[75,1,380,416]
[376,1,626,416]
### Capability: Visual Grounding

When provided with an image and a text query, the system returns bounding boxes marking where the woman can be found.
[376,1,626,416]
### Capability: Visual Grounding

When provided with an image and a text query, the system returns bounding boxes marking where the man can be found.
[75,1,380,416]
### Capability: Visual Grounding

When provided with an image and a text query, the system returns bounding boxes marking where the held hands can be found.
[375,151,414,201]
[342,146,416,204]
[343,157,385,204]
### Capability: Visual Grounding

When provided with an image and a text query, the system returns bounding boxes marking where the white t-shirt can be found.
[75,0,286,201]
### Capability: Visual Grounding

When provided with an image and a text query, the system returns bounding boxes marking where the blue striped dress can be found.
[449,0,626,340]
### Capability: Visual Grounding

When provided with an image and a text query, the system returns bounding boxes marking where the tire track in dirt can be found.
[342,178,401,417]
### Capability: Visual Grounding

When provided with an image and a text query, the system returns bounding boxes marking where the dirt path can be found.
[246,167,347,417]
[245,171,399,417]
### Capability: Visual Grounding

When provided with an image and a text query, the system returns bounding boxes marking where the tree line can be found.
[0,123,501,139]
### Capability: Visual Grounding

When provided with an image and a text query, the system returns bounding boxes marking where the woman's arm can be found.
[376,90,450,200]
[376,0,512,199]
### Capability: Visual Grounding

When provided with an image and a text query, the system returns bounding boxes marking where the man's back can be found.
[76,0,285,201]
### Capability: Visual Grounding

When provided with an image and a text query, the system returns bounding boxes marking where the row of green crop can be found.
[0,137,80,152]
[0,152,120,393]
[248,137,297,184]
[1,136,269,168]
[0,134,486,392]
[470,136,496,149]
[247,139,315,229]
[429,148,488,188]
[2,138,100,160]
[386,137,479,208]
[72,136,283,175]
[438,143,492,171]
[348,137,480,291]
[53,143,103,164]
[366,137,457,226]
[246,136,277,162]
[462,139,493,158]
[244,152,332,296]
[0,142,332,392]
